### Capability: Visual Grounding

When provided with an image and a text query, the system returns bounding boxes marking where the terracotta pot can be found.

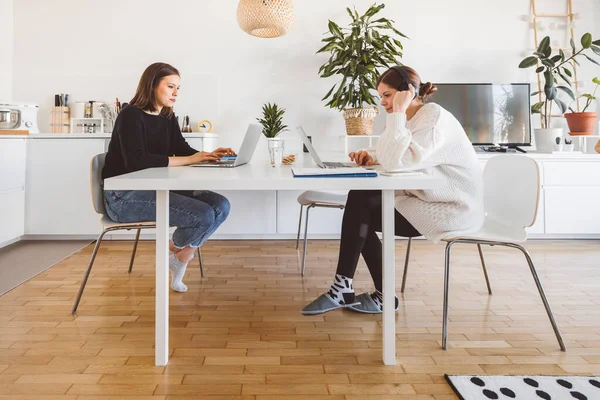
[564,112,598,135]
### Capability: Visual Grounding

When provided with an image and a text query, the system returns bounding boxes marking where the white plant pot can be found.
[534,128,563,153]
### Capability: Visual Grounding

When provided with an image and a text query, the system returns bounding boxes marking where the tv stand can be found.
[508,145,528,153]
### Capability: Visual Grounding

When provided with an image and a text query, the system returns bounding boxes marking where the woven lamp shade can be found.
[237,0,295,38]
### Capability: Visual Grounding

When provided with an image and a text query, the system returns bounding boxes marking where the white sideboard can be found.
[1,135,599,247]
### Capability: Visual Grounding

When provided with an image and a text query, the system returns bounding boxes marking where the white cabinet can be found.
[185,136,218,153]
[0,138,27,246]
[0,190,25,244]
[213,191,277,236]
[25,139,105,235]
[544,187,600,234]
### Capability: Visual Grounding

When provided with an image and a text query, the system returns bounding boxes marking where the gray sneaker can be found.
[301,293,359,315]
[347,293,399,314]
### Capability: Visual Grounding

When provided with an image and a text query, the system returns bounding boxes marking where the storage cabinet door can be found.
[0,138,27,191]
[544,187,600,234]
[212,191,277,236]
[25,139,105,235]
[0,190,25,245]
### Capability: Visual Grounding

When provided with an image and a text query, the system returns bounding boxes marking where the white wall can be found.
[10,0,600,150]
[0,0,14,101]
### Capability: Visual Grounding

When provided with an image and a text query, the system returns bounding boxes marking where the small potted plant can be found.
[563,137,574,152]
[317,3,407,135]
[553,136,563,152]
[256,102,288,167]
[564,77,599,135]
[518,32,600,152]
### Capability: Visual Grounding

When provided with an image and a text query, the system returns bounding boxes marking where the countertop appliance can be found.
[0,103,40,133]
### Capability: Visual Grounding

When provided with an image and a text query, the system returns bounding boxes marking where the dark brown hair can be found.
[376,66,437,101]
[130,62,180,117]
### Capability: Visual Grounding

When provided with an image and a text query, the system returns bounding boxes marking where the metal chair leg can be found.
[400,237,413,293]
[301,205,313,276]
[296,204,304,250]
[442,240,455,350]
[128,229,141,274]
[510,243,566,351]
[477,244,492,295]
[72,230,109,314]
[197,247,204,278]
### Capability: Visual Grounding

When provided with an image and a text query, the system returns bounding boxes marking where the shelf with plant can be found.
[317,3,407,135]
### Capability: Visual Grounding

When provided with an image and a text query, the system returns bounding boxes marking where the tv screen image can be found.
[427,83,531,146]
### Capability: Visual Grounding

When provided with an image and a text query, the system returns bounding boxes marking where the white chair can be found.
[401,155,565,351]
[72,153,204,314]
[296,190,413,277]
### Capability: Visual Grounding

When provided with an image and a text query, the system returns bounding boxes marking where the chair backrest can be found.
[483,155,540,228]
[90,153,108,216]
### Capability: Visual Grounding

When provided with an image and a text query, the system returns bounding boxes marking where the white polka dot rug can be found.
[445,375,600,400]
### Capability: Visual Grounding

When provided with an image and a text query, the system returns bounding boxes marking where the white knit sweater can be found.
[368,103,484,243]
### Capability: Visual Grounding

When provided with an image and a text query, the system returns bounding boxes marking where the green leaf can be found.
[531,101,544,114]
[591,45,600,57]
[563,67,573,77]
[557,85,575,100]
[519,56,538,68]
[550,54,561,63]
[593,39,600,46]
[583,54,600,66]
[554,98,567,114]
[559,49,565,62]
[537,36,551,53]
[535,66,545,73]
[570,38,576,54]
[321,84,336,101]
[558,71,572,87]
[531,91,541,96]
[581,33,592,49]
[581,93,596,100]
[592,77,600,85]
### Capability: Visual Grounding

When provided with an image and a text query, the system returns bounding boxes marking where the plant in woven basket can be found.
[316,3,407,135]
[256,102,288,138]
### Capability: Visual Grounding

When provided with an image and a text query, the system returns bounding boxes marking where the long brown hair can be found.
[376,66,437,101]
[130,62,180,117]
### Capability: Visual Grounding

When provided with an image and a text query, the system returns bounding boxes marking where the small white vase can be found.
[534,128,563,153]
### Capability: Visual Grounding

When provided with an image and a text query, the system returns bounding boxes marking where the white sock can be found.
[326,274,355,305]
[169,253,188,292]
[371,290,399,310]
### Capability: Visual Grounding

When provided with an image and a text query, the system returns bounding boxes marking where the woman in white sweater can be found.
[302,65,484,315]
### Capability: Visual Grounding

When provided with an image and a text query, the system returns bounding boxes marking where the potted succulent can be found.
[256,102,288,166]
[564,77,599,135]
[518,32,600,152]
[317,3,407,135]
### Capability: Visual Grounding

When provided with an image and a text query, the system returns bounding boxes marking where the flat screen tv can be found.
[427,83,531,146]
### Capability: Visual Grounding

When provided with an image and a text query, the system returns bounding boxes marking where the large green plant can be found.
[518,32,600,128]
[256,103,288,138]
[317,3,407,111]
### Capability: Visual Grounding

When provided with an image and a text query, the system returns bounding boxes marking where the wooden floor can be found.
[0,239,599,399]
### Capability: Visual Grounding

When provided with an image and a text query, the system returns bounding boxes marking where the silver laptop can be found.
[296,126,356,169]
[192,124,261,168]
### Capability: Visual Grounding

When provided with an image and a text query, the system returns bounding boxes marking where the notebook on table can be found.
[291,167,378,178]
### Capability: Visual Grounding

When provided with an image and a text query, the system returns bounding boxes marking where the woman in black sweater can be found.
[103,62,233,292]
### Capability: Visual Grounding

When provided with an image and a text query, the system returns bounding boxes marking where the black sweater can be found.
[102,106,197,180]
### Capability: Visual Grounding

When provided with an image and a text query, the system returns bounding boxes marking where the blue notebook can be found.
[291,167,378,178]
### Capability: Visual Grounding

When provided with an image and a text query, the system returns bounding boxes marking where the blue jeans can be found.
[103,190,230,248]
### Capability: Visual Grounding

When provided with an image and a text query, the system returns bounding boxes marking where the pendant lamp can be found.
[237,0,295,38]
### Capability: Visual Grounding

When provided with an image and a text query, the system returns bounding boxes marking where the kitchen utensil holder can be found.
[50,106,70,133]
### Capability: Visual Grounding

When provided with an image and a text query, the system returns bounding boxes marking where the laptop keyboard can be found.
[323,161,354,169]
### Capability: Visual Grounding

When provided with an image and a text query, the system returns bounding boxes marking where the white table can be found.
[104,158,442,366]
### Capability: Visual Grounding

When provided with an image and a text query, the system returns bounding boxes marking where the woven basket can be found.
[343,107,380,135]
[237,0,295,38]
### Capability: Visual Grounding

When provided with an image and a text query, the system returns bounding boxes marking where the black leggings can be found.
[336,190,421,292]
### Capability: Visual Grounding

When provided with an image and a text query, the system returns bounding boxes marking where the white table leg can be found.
[156,190,170,366]
[382,189,396,365]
